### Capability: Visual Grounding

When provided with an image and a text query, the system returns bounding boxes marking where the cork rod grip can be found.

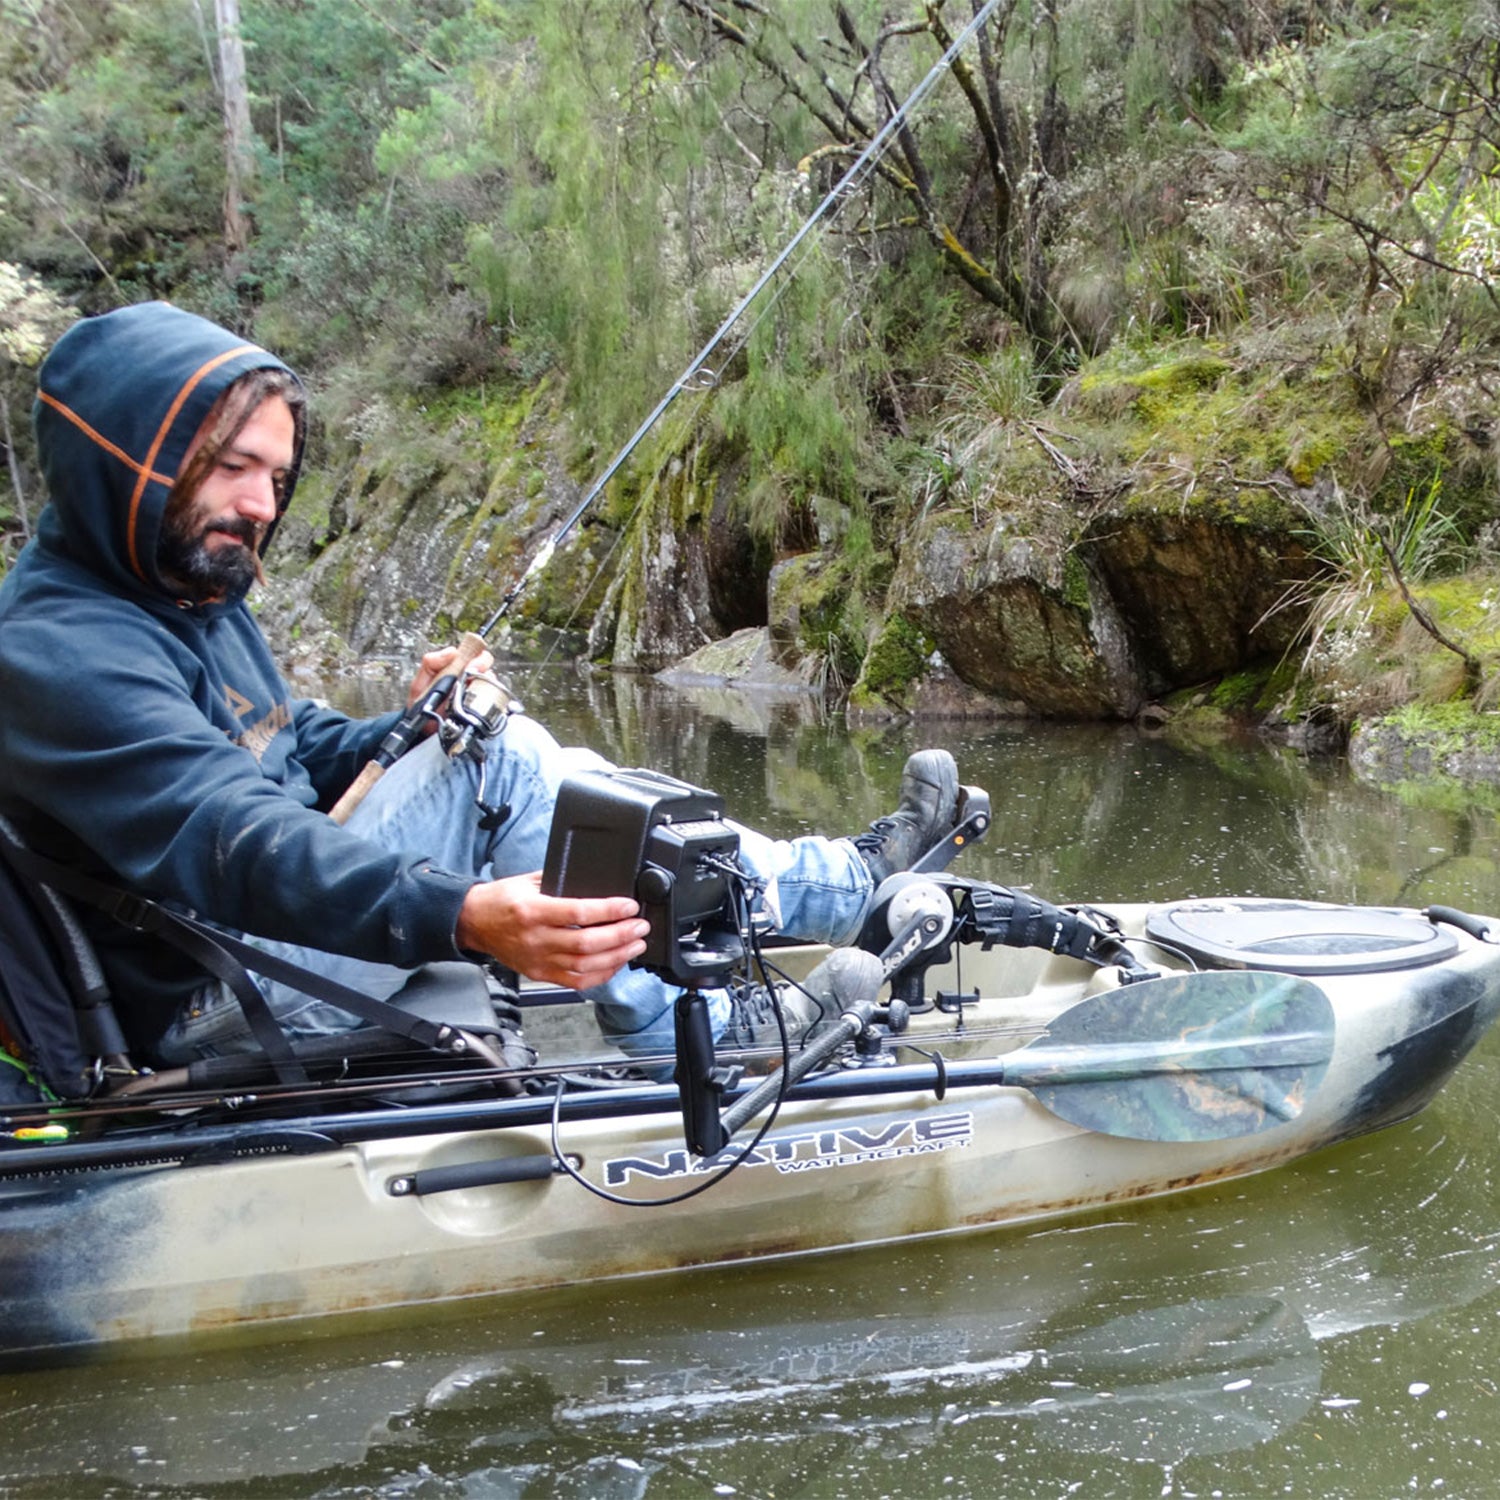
[327,632,488,825]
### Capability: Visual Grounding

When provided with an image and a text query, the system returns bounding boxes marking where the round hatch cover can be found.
[1144,898,1458,975]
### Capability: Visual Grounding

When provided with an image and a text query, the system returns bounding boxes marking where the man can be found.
[0,302,963,1064]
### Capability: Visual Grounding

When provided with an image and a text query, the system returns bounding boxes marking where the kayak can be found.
[2,877,1498,1364]
[5,1098,1491,1490]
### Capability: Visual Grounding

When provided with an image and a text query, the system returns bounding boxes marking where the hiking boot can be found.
[851,749,962,883]
[722,978,825,1053]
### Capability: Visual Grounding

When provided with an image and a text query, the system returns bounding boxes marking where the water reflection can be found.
[5,673,1498,1497]
[482,666,1500,917]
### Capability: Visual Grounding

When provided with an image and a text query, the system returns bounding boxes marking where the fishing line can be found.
[511,236,815,677]
[478,0,1006,657]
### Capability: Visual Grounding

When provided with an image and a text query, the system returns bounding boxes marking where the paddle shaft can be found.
[1001,1031,1333,1080]
[0,1034,1327,1181]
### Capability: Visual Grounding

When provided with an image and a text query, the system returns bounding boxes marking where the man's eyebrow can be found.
[222,438,286,464]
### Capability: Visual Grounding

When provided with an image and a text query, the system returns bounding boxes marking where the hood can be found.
[32,301,305,604]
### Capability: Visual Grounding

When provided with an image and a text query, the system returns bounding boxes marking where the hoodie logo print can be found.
[234,702,292,763]
[224,683,289,762]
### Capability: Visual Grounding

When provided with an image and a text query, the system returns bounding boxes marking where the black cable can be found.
[548,865,800,1208]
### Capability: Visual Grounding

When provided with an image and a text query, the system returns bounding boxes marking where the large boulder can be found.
[592,442,770,671]
[858,493,1312,719]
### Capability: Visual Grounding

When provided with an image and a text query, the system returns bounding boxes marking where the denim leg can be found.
[579,822,872,1056]
[160,715,874,1061]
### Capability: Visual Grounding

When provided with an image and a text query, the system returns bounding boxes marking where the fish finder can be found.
[541,767,746,988]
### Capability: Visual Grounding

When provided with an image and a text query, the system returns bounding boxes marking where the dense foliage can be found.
[2,0,1497,716]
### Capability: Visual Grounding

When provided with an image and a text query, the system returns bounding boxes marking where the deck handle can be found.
[1426,906,1498,943]
[387,1153,563,1197]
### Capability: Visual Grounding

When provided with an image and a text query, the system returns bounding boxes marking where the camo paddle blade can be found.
[1004,971,1335,1142]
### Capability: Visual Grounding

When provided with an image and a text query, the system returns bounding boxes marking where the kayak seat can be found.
[176,962,536,1092]
[0,812,537,1106]
[1145,899,1459,976]
[387,960,511,1033]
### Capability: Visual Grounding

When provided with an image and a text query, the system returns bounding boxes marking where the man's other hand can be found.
[407,641,495,708]
[456,873,650,989]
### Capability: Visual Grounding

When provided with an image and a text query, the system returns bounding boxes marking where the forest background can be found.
[2,0,1498,769]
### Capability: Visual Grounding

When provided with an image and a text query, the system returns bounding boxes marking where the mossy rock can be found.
[855,613,936,705]
[1067,338,1370,505]
[768,553,867,683]
[1351,702,1500,784]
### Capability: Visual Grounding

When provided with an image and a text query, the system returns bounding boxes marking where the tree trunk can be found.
[214,0,255,255]
[2,399,29,542]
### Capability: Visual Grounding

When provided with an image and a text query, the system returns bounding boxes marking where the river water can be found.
[3,667,1500,1498]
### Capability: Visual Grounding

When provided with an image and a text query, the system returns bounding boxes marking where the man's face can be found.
[157,395,297,599]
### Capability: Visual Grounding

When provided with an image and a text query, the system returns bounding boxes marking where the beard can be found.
[156,515,264,600]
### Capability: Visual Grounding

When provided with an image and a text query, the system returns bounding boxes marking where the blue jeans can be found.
[160,716,874,1061]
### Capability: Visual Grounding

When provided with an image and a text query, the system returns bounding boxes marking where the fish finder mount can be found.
[542,767,757,1155]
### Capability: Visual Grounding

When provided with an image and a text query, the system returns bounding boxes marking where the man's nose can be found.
[238,473,279,523]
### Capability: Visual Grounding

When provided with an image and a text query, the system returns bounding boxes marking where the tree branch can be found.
[1378,532,1481,690]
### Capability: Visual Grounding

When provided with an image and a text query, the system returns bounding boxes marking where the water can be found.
[3,668,1500,1498]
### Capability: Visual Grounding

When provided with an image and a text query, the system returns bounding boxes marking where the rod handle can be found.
[328,633,490,825]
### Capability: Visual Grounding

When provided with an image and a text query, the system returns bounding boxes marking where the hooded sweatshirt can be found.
[0,302,475,1052]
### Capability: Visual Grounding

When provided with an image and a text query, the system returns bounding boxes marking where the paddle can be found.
[719,955,1335,1147]
[0,966,1334,1180]
[986,965,1335,1142]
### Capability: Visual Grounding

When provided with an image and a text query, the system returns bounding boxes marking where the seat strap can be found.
[1,845,466,1080]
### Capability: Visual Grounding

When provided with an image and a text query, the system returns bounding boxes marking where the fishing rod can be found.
[475,0,1005,640]
[330,3,1003,820]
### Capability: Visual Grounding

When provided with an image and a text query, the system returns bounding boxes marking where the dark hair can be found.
[165,367,307,520]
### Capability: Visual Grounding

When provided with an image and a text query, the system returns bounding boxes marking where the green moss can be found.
[1209,666,1274,713]
[1126,354,1233,400]
[1383,428,1491,532]
[1069,338,1368,514]
[1061,551,1092,612]
[1375,701,1500,755]
[1286,432,1342,488]
[860,613,936,701]
[799,566,866,683]
[766,552,870,685]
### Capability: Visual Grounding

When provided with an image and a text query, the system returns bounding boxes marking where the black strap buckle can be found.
[102,889,158,932]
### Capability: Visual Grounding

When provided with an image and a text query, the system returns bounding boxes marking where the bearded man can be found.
[0,302,963,1066]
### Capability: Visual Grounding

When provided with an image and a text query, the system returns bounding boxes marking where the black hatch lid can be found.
[1144,898,1458,976]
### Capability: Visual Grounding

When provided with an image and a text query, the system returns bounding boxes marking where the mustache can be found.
[205,517,263,548]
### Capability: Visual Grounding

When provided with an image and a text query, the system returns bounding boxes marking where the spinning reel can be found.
[435,668,522,832]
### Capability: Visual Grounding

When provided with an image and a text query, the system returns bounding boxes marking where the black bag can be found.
[0,824,121,1101]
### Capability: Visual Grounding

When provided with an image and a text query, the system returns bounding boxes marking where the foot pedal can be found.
[910,787,991,874]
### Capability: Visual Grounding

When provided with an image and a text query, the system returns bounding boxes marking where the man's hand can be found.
[456,873,650,989]
[407,640,494,709]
